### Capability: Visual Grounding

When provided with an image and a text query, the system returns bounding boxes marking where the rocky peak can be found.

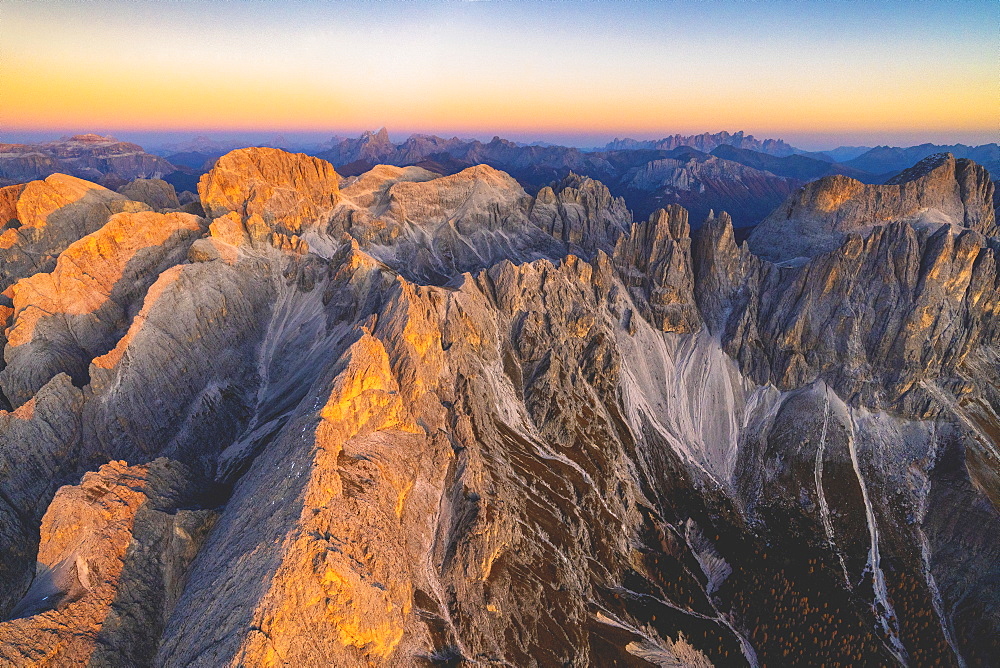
[0,174,134,292]
[528,172,631,252]
[339,164,440,210]
[118,178,181,211]
[885,151,955,184]
[613,205,699,333]
[198,147,341,238]
[748,152,997,262]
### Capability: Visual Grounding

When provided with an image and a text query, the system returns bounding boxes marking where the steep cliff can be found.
[0,135,176,189]
[749,153,996,262]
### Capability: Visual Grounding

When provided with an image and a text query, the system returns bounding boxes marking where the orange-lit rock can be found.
[749,153,996,261]
[0,174,137,292]
[0,183,26,229]
[1,210,205,406]
[199,147,341,236]
[0,459,215,667]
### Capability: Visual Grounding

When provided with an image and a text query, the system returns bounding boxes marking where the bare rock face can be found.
[1,210,206,406]
[613,204,700,333]
[749,153,997,262]
[704,174,1000,416]
[332,163,566,282]
[0,149,997,667]
[0,148,64,185]
[0,459,215,667]
[0,174,138,292]
[118,178,181,211]
[531,172,633,253]
[338,164,441,209]
[0,374,84,613]
[0,184,26,229]
[199,147,341,237]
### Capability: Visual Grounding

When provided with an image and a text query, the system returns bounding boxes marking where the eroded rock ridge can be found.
[0,148,997,667]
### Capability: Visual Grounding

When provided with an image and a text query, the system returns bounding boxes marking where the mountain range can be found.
[0,142,996,665]
[0,134,176,189]
[4,131,996,232]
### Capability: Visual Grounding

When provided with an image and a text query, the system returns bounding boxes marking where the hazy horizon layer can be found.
[1,128,996,155]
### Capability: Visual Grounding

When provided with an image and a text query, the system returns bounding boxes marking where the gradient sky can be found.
[1,0,996,149]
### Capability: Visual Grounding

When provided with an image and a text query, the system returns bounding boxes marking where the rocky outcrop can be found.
[118,178,181,211]
[198,147,341,237]
[1,210,205,405]
[613,205,700,333]
[0,150,997,667]
[530,172,632,252]
[200,155,631,283]
[331,163,560,282]
[698,211,1000,414]
[749,153,997,262]
[0,184,25,230]
[338,164,441,209]
[0,174,142,292]
[0,149,63,185]
[0,459,215,667]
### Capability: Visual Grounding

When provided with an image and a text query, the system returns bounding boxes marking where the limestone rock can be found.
[339,164,441,209]
[331,163,564,283]
[749,153,996,262]
[530,172,632,252]
[0,149,995,667]
[0,374,84,615]
[0,184,26,229]
[0,459,215,667]
[199,147,341,236]
[119,178,181,211]
[0,174,135,292]
[1,210,206,406]
[613,205,700,333]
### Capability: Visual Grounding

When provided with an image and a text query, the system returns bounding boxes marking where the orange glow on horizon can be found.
[4,57,993,139]
[1,1,995,145]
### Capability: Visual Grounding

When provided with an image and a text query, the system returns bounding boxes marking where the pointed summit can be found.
[364,127,391,144]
